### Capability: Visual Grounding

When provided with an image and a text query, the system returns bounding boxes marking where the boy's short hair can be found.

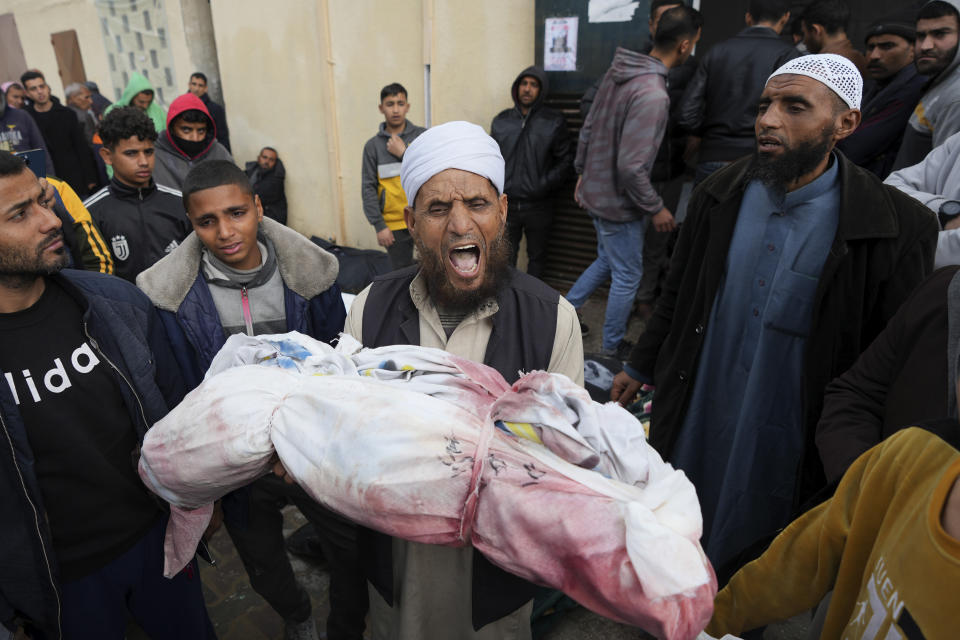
[748,0,791,23]
[380,82,408,102]
[190,71,208,84]
[20,70,44,86]
[649,0,681,17]
[98,107,158,150]
[653,4,703,49]
[182,160,254,211]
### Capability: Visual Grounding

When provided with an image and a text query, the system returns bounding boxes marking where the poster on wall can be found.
[588,0,640,23]
[544,17,578,72]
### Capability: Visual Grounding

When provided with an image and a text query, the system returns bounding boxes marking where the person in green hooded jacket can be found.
[105,72,166,133]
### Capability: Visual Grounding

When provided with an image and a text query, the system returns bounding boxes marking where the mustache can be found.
[39,229,64,250]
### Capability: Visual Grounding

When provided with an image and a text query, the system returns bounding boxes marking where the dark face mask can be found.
[173,134,208,158]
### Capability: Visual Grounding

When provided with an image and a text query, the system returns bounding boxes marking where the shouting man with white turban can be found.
[344,120,584,640]
[611,54,938,572]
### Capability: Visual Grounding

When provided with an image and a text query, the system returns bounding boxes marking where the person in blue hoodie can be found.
[136,160,366,640]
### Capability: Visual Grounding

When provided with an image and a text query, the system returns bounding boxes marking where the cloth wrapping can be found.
[139,333,716,640]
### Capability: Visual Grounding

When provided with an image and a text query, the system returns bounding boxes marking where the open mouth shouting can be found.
[448,243,482,278]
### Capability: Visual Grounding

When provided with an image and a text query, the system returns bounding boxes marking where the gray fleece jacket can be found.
[575,47,669,222]
[893,0,960,169]
[136,216,339,313]
[886,129,960,269]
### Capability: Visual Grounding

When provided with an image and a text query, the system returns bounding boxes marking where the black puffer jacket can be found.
[490,66,573,202]
[678,26,799,163]
[83,178,193,283]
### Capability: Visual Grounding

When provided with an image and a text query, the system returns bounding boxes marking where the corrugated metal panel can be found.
[541,92,598,291]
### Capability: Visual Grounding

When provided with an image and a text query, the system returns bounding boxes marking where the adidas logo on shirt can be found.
[4,342,102,405]
[165,240,179,253]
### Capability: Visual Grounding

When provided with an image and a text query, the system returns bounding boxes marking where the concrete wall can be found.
[210,0,535,247]
[9,0,535,249]
[2,0,111,97]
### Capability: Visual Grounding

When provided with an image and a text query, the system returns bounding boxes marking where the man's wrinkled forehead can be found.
[415,169,499,207]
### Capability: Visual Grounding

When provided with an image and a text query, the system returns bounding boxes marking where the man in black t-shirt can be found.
[0,150,214,639]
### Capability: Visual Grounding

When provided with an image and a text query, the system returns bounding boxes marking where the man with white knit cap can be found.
[612,54,938,572]
[344,120,583,640]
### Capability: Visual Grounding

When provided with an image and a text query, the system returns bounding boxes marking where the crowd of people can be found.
[1,0,960,639]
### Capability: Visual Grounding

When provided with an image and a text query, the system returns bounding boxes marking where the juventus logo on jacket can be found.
[111,235,130,261]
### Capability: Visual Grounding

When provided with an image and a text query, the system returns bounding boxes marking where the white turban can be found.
[400,121,505,207]
[767,54,863,110]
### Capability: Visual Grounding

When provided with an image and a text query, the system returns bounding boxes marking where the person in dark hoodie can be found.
[187,72,230,153]
[894,0,960,169]
[137,161,364,640]
[490,66,572,278]
[566,5,701,360]
[153,93,233,190]
[837,13,927,178]
[245,146,287,225]
[84,107,192,283]
[20,70,98,197]
[0,85,56,175]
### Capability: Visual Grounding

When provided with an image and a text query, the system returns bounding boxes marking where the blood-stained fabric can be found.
[139,333,716,640]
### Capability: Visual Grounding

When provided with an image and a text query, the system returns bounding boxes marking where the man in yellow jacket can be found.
[708,426,960,640]
[361,83,425,269]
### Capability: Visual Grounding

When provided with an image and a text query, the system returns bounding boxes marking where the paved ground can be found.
[124,290,811,640]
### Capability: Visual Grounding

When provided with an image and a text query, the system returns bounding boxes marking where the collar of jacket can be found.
[701,150,901,241]
[137,216,339,313]
[736,25,781,38]
[377,120,418,139]
[108,176,157,201]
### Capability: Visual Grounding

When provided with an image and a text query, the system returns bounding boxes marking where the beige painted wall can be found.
[210,0,535,248]
[2,0,112,98]
[9,0,536,249]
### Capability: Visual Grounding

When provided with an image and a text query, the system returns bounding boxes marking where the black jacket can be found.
[83,178,193,283]
[678,26,799,163]
[200,93,230,153]
[837,64,927,179]
[628,152,937,504]
[0,270,185,638]
[25,99,99,197]
[490,66,573,203]
[245,158,288,225]
[816,266,960,482]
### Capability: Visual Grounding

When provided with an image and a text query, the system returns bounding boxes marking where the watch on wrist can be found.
[938,200,960,229]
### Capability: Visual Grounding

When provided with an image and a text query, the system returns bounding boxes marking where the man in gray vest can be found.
[344,120,583,640]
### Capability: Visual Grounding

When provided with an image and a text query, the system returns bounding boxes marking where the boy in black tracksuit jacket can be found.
[84,107,192,283]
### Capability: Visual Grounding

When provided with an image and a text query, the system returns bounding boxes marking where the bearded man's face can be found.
[405,168,511,313]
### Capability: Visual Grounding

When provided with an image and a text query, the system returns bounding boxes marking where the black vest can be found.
[360,265,561,630]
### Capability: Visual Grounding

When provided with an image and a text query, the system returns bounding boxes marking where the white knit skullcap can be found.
[767,54,863,110]
[400,121,505,207]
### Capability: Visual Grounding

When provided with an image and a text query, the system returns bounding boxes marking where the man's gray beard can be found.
[746,126,834,198]
[415,230,512,315]
[0,231,68,289]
